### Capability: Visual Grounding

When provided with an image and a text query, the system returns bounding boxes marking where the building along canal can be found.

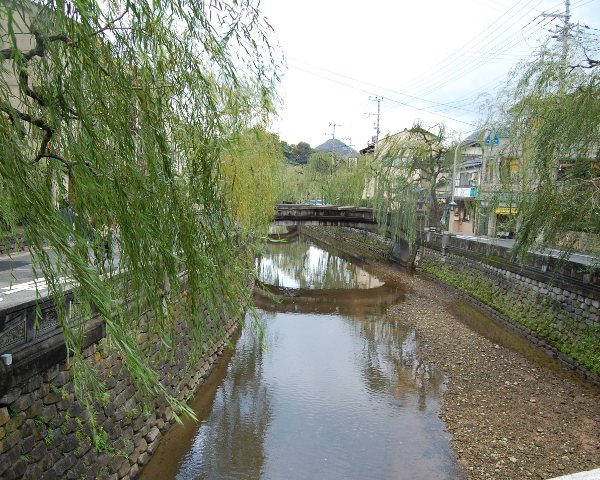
[140,231,599,480]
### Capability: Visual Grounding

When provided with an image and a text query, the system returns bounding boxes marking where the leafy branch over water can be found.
[0,0,282,418]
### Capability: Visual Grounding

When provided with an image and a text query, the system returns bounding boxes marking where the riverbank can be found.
[301,227,599,480]
[377,264,599,479]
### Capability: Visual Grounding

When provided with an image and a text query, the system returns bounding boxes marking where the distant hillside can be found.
[314,139,358,157]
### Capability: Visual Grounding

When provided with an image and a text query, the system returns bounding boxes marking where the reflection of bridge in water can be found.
[272,204,414,265]
[253,283,405,316]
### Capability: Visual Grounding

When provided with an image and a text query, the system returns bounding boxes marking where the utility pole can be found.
[328,122,341,141]
[541,0,570,91]
[327,122,341,173]
[448,137,461,234]
[342,136,355,169]
[367,96,382,145]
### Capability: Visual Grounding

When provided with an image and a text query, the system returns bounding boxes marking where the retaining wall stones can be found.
[420,245,600,385]
[300,226,393,262]
[0,233,28,255]
[0,306,240,480]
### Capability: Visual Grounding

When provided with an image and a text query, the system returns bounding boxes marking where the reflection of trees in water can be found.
[178,324,272,479]
[348,316,445,411]
[257,238,379,289]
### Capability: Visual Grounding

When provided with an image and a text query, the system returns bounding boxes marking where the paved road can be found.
[0,248,118,311]
[0,250,55,310]
[453,234,598,266]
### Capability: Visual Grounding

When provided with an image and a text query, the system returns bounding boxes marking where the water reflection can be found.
[141,236,464,480]
[349,316,445,413]
[175,322,272,479]
[257,238,384,290]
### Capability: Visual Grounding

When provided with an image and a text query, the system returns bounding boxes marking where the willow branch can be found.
[0,101,53,133]
[90,11,129,37]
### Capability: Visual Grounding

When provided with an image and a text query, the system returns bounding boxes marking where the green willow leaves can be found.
[488,27,599,261]
[0,0,281,418]
[371,124,451,250]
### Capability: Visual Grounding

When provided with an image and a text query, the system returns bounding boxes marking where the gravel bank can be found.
[371,262,600,480]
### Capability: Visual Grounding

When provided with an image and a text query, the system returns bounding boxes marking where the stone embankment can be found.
[302,226,600,480]
[0,308,239,480]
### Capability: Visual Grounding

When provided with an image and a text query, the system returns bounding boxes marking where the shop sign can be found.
[495,207,518,215]
[453,187,477,198]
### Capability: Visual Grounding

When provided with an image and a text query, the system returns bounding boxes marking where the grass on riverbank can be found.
[420,261,600,377]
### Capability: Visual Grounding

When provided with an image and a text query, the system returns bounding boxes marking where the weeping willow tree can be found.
[0,0,281,421]
[220,127,284,237]
[371,124,451,252]
[277,151,369,205]
[487,26,599,261]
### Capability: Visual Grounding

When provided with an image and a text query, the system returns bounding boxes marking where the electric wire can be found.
[415,16,553,97]
[401,0,543,94]
[405,0,587,97]
[412,2,550,96]
[288,63,479,128]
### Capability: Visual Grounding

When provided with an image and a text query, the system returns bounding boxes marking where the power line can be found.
[406,0,587,97]
[289,63,479,127]
[415,15,553,97]
[413,0,584,95]
[289,58,478,114]
[401,0,542,94]
[412,1,550,96]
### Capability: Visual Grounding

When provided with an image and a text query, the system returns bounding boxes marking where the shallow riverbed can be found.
[141,236,466,479]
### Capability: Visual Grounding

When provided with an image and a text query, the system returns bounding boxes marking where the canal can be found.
[141,234,466,479]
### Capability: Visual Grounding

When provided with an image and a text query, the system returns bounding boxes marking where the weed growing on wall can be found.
[421,260,600,376]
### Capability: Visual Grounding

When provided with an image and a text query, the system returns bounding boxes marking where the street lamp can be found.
[449,200,458,211]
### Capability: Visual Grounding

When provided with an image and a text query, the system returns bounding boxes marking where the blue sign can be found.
[485,132,500,146]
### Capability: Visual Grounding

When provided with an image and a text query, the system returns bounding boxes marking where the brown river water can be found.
[141,235,467,479]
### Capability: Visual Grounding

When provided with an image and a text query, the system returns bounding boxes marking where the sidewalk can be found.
[450,233,598,267]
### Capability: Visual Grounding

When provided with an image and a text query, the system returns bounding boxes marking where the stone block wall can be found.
[420,245,599,385]
[0,310,240,480]
[301,226,393,262]
[0,233,28,255]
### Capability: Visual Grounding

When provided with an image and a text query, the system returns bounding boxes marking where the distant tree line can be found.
[280,140,313,165]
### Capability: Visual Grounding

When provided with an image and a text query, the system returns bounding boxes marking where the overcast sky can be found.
[260,0,600,150]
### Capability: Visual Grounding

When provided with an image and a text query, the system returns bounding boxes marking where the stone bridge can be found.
[273,204,378,231]
[272,204,415,265]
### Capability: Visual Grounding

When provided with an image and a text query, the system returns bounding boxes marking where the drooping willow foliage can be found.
[488,28,600,261]
[371,124,450,250]
[0,0,281,419]
[220,127,284,238]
